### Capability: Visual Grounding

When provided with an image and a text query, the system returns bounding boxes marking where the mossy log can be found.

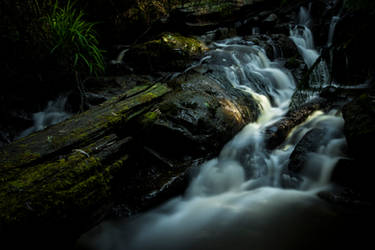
[0,83,171,247]
[0,72,259,248]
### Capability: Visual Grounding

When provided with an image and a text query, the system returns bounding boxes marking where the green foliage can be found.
[44,0,105,76]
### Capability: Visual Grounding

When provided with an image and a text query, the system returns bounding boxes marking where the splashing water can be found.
[78,34,347,250]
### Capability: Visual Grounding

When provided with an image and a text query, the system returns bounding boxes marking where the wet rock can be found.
[123,33,208,73]
[320,85,371,106]
[172,0,269,34]
[141,72,260,160]
[282,127,334,189]
[262,13,279,31]
[265,98,327,150]
[288,128,327,173]
[270,34,299,58]
[238,33,301,63]
[241,33,305,83]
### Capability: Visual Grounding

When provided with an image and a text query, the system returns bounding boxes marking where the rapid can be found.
[78,5,349,250]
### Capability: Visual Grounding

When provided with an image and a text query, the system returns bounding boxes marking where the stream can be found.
[77,5,352,250]
[17,95,71,139]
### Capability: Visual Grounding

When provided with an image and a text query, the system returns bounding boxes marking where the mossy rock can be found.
[124,32,208,73]
[139,71,260,160]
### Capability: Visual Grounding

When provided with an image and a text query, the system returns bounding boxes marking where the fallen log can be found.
[0,71,259,248]
[0,83,171,247]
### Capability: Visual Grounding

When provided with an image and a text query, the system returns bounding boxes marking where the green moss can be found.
[144,111,159,121]
[0,150,116,224]
[108,155,129,173]
[0,83,170,174]
[139,92,157,102]
[135,33,207,58]
[8,153,97,189]
[160,33,208,56]
[123,84,151,98]
[20,150,41,164]
[1,150,41,170]
[180,0,235,17]
[0,82,174,227]
[140,110,161,127]
[103,84,170,128]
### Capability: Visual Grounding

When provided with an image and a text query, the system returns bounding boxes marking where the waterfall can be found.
[327,15,340,47]
[290,7,330,90]
[18,96,71,139]
[78,34,347,250]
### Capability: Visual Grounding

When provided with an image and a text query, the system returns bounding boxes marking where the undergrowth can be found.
[45,0,105,76]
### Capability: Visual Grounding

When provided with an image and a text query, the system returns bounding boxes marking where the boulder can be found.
[123,33,208,73]
[143,71,259,160]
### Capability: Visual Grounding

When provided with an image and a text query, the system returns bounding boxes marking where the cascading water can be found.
[326,14,340,83]
[290,7,330,90]
[327,15,340,47]
[18,96,71,138]
[78,22,347,249]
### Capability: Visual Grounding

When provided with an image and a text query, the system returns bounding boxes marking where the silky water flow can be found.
[78,6,348,250]
[18,96,71,139]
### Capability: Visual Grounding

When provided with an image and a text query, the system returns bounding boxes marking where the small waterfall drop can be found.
[290,7,330,90]
[78,34,347,250]
[327,15,340,47]
[18,96,71,138]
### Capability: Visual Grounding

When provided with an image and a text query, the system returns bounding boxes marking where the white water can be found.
[290,7,330,90]
[18,96,71,138]
[327,15,340,47]
[79,16,347,249]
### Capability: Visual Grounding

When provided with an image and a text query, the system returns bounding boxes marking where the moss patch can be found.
[0,82,171,227]
[125,33,208,73]
[160,33,208,56]
[0,83,170,172]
